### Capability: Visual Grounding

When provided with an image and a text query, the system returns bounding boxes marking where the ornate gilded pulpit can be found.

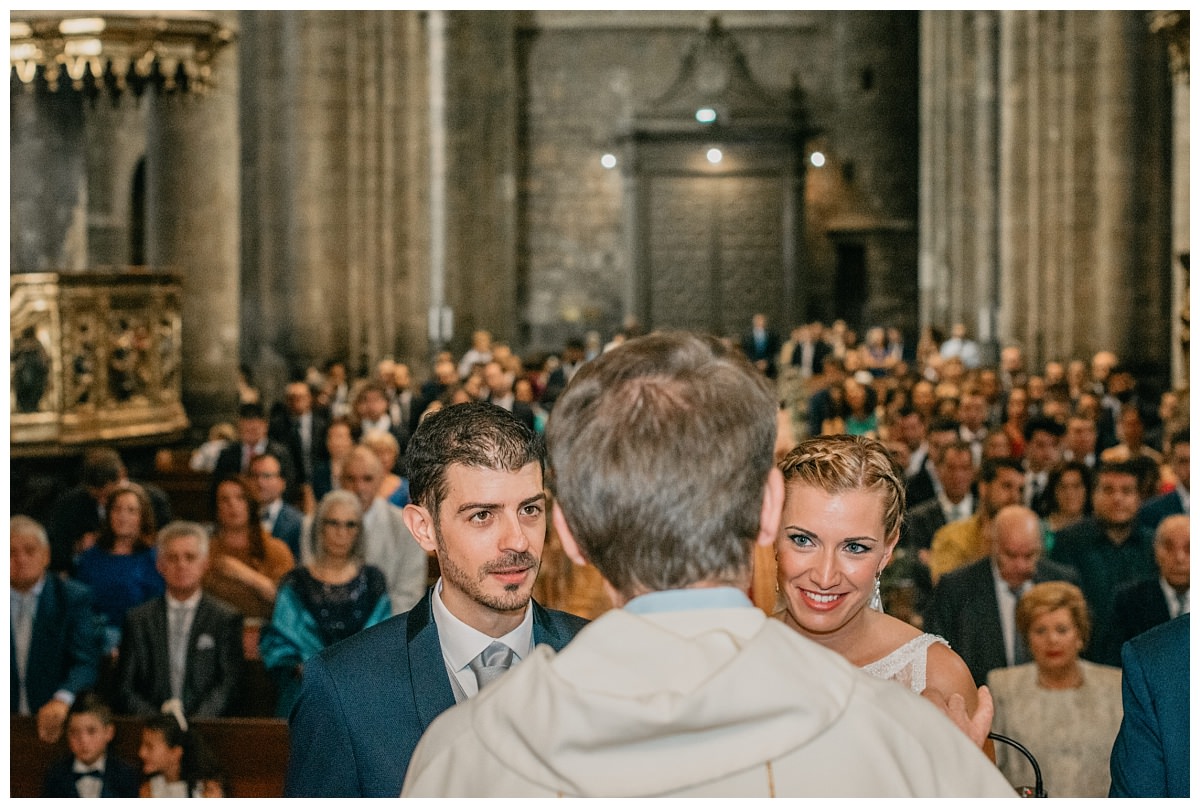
[10,271,189,454]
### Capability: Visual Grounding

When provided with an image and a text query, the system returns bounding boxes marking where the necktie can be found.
[75,769,102,781]
[168,605,188,700]
[1175,589,1189,618]
[1010,586,1030,664]
[468,641,515,692]
[14,593,35,714]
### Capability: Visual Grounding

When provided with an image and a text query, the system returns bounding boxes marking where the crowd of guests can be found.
[11,316,1189,797]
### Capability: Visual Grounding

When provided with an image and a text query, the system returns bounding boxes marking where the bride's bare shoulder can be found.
[925,640,979,710]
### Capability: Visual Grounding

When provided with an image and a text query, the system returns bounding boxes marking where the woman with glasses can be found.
[259,489,392,716]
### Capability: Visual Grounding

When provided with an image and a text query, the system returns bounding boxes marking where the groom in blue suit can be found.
[285,402,588,797]
[1109,613,1190,797]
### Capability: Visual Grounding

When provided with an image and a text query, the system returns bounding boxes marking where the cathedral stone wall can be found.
[515,11,919,353]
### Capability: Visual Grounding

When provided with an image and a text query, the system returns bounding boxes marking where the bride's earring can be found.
[869,572,884,612]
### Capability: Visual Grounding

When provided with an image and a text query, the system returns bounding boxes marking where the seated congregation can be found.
[11,322,1189,797]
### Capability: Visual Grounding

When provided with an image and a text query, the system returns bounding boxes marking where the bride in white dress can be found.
[774,435,992,752]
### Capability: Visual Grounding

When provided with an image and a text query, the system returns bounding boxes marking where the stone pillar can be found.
[145,11,241,428]
[239,11,429,388]
[972,12,1000,354]
[1091,11,1136,357]
[84,98,148,267]
[1171,62,1189,387]
[10,88,88,273]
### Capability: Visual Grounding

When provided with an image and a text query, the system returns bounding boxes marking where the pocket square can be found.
[195,633,216,651]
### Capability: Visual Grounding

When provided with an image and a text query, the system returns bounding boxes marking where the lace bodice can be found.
[860,633,949,694]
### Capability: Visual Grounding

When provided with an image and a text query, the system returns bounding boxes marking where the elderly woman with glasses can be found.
[259,490,392,717]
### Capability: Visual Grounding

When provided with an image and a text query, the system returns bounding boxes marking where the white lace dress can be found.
[860,633,949,694]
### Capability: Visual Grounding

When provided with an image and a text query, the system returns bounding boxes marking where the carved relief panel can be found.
[11,271,188,452]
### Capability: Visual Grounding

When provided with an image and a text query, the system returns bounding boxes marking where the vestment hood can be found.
[464,607,859,796]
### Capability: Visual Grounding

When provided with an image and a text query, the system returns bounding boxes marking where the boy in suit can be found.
[42,693,140,797]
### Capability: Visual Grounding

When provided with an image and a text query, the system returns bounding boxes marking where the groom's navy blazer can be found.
[284,586,588,797]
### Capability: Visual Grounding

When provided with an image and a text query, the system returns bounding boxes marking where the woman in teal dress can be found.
[259,490,391,717]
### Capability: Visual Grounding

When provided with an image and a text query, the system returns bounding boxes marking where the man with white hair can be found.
[10,515,101,743]
[116,521,243,717]
[1113,513,1189,644]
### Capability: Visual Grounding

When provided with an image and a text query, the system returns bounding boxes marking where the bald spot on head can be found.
[991,505,1042,589]
[1154,514,1190,590]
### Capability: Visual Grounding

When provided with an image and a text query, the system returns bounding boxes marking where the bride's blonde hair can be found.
[778,434,906,541]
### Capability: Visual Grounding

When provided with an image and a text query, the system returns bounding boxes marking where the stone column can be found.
[919,11,954,332]
[1091,11,1136,357]
[145,11,241,428]
[84,98,148,267]
[10,88,88,273]
[972,11,1000,355]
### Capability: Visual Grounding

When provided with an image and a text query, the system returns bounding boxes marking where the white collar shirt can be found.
[431,578,533,700]
[991,563,1030,666]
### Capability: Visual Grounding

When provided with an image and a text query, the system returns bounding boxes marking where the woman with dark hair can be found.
[202,475,294,623]
[841,375,879,437]
[1001,387,1030,459]
[137,709,227,797]
[73,482,164,653]
[259,490,391,717]
[1042,461,1092,552]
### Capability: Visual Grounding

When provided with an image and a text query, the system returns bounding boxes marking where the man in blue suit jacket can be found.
[1135,427,1188,534]
[250,451,305,559]
[10,516,101,744]
[1109,613,1190,797]
[285,402,587,796]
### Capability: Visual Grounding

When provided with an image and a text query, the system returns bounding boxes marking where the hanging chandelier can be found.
[10,11,234,96]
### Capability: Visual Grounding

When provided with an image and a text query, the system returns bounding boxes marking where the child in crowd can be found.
[137,705,227,798]
[42,694,140,798]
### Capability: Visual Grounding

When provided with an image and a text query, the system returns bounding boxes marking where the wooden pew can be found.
[9,714,289,798]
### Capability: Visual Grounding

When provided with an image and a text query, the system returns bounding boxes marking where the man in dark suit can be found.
[541,338,587,411]
[10,516,102,744]
[482,359,536,432]
[1135,427,1188,534]
[807,358,846,438]
[268,379,329,489]
[905,416,959,510]
[285,402,587,796]
[411,357,460,432]
[249,451,305,560]
[787,322,832,379]
[44,447,172,573]
[1113,513,1188,644]
[1022,416,1064,518]
[1049,461,1157,666]
[214,402,298,501]
[925,505,1079,686]
[1109,613,1190,798]
[352,380,411,466]
[116,521,243,718]
[741,312,782,378]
